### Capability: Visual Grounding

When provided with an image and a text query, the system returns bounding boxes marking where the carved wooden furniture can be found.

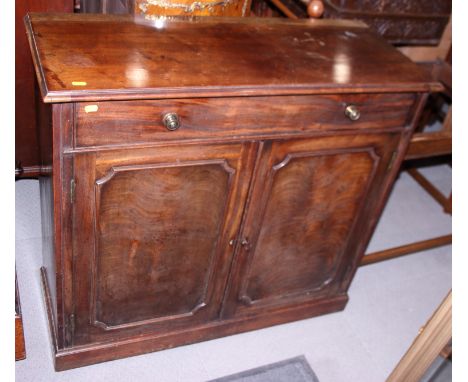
[26,13,438,370]
[79,0,135,13]
[80,0,253,16]
[78,0,251,16]
[313,0,452,46]
[398,16,452,63]
[16,275,26,361]
[134,0,252,17]
[266,0,451,47]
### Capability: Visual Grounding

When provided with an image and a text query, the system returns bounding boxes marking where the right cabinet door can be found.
[223,132,401,317]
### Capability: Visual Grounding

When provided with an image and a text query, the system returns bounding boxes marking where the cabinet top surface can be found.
[25,13,439,103]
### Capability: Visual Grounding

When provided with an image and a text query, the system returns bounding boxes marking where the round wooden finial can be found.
[307,0,324,18]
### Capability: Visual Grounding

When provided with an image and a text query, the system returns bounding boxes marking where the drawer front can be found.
[75,93,415,148]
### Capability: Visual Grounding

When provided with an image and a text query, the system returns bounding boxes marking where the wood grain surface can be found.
[93,161,233,329]
[25,13,440,103]
[74,93,415,149]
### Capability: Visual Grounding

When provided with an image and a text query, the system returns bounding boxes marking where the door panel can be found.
[224,133,400,317]
[93,161,233,329]
[72,142,255,344]
[242,149,377,305]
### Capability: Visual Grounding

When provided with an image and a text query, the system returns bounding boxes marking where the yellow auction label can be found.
[84,105,99,113]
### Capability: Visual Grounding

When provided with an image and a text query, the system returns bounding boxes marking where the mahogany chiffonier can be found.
[25,13,439,370]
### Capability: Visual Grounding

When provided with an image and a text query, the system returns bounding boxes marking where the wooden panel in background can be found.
[79,0,134,14]
[15,0,73,176]
[322,0,451,46]
[399,17,452,62]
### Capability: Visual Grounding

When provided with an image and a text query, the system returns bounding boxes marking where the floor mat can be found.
[207,356,319,382]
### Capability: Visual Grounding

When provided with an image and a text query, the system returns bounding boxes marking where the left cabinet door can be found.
[70,142,255,346]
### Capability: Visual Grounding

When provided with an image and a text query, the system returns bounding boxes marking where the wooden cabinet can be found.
[25,13,440,370]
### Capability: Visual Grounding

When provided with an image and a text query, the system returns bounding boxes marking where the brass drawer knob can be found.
[163,113,180,131]
[344,105,361,121]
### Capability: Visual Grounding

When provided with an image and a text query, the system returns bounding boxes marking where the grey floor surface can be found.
[15,165,452,382]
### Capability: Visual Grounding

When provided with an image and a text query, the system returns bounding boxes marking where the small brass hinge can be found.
[70,179,76,203]
[387,151,398,172]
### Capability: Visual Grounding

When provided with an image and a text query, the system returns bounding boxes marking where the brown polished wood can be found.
[70,142,256,345]
[15,318,26,361]
[222,133,400,318]
[25,14,440,104]
[94,162,233,328]
[15,276,26,361]
[15,0,73,177]
[26,13,436,370]
[74,93,415,149]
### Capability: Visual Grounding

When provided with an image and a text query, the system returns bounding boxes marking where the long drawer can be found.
[74,93,416,148]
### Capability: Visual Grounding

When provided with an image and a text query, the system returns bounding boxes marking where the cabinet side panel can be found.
[38,98,57,326]
[40,176,56,309]
[39,102,74,350]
